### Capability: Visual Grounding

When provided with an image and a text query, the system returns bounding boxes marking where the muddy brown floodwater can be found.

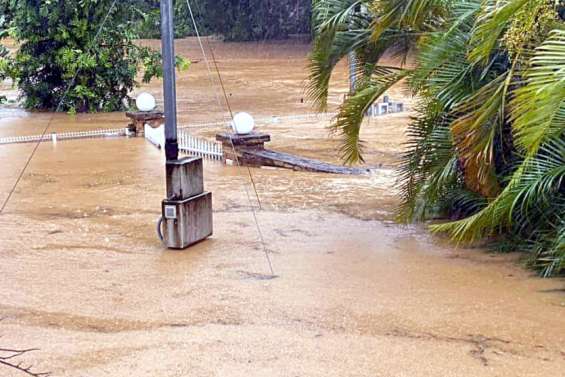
[0,38,564,377]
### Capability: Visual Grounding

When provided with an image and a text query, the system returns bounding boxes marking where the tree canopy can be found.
[136,0,312,41]
[2,0,181,112]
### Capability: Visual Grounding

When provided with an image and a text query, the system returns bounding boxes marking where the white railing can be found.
[178,129,223,161]
[0,128,128,145]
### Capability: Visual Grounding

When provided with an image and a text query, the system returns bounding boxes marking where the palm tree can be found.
[308,0,444,163]
[308,0,564,276]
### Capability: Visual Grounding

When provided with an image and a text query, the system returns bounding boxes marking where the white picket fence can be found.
[178,129,223,161]
[0,128,128,145]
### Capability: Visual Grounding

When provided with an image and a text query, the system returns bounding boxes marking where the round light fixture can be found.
[136,92,156,112]
[232,112,255,134]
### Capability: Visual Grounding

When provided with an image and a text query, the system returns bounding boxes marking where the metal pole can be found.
[160,0,179,161]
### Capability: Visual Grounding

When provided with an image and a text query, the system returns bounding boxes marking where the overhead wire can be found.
[0,0,120,215]
[185,0,275,276]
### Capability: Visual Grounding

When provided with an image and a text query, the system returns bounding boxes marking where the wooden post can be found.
[216,132,271,167]
[126,111,165,136]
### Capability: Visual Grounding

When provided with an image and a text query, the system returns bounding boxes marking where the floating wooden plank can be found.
[243,149,371,175]
[217,131,370,175]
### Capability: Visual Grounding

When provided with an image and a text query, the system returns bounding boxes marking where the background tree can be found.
[308,0,564,276]
[0,6,10,104]
[136,0,312,41]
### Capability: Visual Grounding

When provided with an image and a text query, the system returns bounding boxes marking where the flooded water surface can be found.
[0,39,563,377]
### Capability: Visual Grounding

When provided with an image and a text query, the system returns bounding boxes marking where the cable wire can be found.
[0,0,119,215]
[186,0,275,276]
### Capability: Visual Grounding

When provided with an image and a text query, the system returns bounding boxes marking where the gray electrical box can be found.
[162,157,213,249]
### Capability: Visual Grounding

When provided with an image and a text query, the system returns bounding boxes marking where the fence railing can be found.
[178,129,223,161]
[0,128,128,145]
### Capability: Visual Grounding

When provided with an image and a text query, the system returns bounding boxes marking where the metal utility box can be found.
[162,192,213,249]
[162,157,213,249]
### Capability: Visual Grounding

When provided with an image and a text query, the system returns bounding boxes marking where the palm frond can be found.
[371,0,449,41]
[450,71,512,197]
[307,0,375,110]
[332,68,410,164]
[410,0,479,107]
[468,0,530,65]
[431,137,565,243]
[397,100,456,220]
[510,29,565,155]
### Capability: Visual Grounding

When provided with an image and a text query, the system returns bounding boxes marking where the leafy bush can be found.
[6,0,171,112]
[0,12,10,104]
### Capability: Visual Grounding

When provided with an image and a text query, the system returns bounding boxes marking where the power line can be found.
[0,0,120,215]
[186,0,275,276]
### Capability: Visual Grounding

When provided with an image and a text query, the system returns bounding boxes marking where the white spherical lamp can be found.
[232,112,255,134]
[136,92,156,112]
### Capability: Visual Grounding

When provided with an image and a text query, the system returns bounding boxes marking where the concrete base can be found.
[162,192,213,249]
[166,157,204,200]
[162,157,213,249]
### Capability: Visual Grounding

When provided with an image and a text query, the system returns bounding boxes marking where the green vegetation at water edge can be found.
[308,0,565,276]
[0,0,192,112]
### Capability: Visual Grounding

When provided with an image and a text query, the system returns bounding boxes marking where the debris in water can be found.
[237,270,279,280]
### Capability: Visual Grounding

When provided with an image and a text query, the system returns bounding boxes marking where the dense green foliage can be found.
[0,6,11,104]
[1,0,178,112]
[136,0,312,41]
[131,0,209,39]
[0,14,8,93]
[309,0,565,276]
[0,0,309,111]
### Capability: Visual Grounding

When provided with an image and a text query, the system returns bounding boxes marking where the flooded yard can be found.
[0,39,563,376]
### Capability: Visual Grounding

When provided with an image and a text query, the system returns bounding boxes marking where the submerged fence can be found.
[0,108,407,152]
[144,123,223,161]
[178,129,223,161]
[0,128,128,145]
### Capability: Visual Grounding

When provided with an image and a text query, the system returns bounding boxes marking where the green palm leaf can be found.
[332,68,410,163]
[468,0,530,64]
[371,0,449,41]
[308,0,374,110]
[510,29,565,155]
[432,28,565,244]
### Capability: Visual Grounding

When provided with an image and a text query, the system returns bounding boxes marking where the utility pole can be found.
[160,0,179,161]
[159,0,213,249]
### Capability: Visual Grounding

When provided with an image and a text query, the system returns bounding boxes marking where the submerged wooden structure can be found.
[216,132,370,175]
[126,110,165,136]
